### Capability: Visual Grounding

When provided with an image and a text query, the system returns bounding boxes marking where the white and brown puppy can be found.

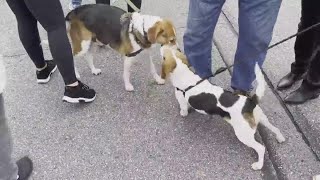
[160,45,285,170]
[65,4,178,91]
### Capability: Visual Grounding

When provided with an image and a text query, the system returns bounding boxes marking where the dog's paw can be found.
[156,78,165,85]
[276,134,285,143]
[251,162,263,170]
[125,84,134,92]
[180,109,188,117]
[92,69,102,75]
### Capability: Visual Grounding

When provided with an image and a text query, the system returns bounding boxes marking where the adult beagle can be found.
[66,4,178,91]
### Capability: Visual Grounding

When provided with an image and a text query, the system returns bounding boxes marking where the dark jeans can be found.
[6,0,77,85]
[292,0,320,87]
[96,0,142,13]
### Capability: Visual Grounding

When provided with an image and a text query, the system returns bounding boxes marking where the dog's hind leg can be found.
[148,50,165,85]
[232,120,265,170]
[85,44,101,75]
[254,107,285,143]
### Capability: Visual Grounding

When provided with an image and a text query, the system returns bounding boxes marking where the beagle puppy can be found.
[160,45,285,170]
[65,4,178,91]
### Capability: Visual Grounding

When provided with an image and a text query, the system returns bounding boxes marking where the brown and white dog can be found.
[65,4,178,91]
[160,45,285,170]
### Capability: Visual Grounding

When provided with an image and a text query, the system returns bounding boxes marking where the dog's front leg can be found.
[123,56,135,91]
[148,50,165,85]
[175,89,189,117]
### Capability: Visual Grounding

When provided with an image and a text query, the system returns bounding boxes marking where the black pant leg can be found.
[24,0,77,85]
[6,0,46,69]
[291,0,316,75]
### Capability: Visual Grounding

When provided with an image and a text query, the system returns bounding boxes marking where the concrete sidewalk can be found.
[0,0,319,180]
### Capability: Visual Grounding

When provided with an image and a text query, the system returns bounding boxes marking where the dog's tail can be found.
[251,63,266,103]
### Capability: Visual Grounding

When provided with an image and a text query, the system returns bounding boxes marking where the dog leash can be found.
[213,21,320,77]
[124,0,141,12]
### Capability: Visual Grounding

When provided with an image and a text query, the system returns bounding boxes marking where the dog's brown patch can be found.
[69,19,93,56]
[243,112,256,129]
[161,49,177,79]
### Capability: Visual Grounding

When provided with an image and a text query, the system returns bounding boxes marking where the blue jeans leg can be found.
[72,0,82,6]
[183,0,226,78]
[231,0,282,91]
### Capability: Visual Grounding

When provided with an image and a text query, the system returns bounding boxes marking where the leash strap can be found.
[124,0,141,12]
[213,21,320,76]
[176,78,206,96]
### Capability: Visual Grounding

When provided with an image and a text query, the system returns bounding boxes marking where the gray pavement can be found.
[0,0,319,180]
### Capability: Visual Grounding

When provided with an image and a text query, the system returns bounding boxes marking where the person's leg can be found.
[284,0,320,104]
[8,0,96,102]
[0,58,33,180]
[0,95,18,180]
[72,0,82,7]
[6,0,58,84]
[231,0,281,92]
[6,0,45,69]
[277,0,315,89]
[127,0,141,13]
[70,0,82,10]
[24,0,77,85]
[183,0,226,79]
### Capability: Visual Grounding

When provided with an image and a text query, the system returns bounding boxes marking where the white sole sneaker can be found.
[37,65,57,84]
[62,95,96,103]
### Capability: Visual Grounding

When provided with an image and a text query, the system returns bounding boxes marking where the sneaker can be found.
[36,60,57,84]
[62,81,96,103]
[16,156,33,180]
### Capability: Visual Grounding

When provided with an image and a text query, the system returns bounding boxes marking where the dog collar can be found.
[127,19,151,57]
[176,78,206,96]
[126,49,144,57]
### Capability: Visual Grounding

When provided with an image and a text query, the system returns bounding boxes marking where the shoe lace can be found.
[79,81,90,90]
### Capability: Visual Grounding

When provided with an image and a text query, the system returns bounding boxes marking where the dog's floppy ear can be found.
[161,50,177,79]
[175,50,189,67]
[148,22,163,44]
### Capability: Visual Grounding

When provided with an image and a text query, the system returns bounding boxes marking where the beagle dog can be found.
[65,4,178,91]
[160,45,285,170]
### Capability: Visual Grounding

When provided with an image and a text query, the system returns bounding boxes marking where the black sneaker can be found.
[62,81,96,103]
[17,156,33,180]
[36,60,57,84]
